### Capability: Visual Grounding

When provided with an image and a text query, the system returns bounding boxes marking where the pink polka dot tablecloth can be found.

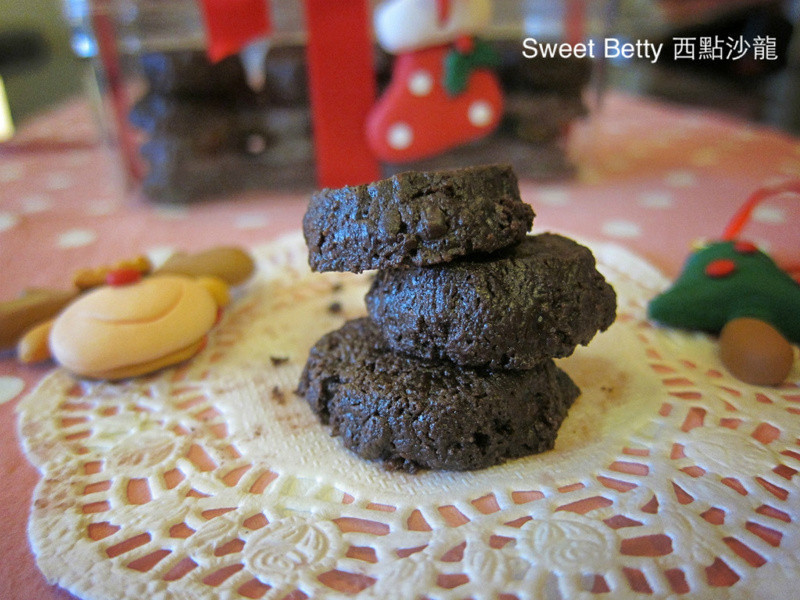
[0,92,799,600]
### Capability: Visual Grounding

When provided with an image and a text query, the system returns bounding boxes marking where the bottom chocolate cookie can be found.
[297,318,580,472]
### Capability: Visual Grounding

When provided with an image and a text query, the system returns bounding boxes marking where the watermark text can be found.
[521,36,779,63]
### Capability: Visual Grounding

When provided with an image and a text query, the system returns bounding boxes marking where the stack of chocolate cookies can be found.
[129,48,315,202]
[298,165,616,472]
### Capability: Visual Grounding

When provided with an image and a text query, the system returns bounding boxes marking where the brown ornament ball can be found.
[719,317,795,386]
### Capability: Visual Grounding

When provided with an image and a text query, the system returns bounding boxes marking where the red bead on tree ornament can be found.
[704,258,737,278]
[106,268,143,286]
[733,240,758,254]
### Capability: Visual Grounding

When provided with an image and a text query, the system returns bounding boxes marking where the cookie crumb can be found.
[271,386,286,404]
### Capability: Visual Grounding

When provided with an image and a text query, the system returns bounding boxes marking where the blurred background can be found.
[609,0,800,134]
[1,0,83,123]
[0,0,800,142]
[1,0,798,132]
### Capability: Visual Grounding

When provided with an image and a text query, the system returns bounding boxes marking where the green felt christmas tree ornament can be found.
[648,181,800,386]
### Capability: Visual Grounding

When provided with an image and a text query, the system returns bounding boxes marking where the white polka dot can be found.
[147,246,177,268]
[752,205,786,225]
[0,376,25,405]
[735,127,757,142]
[691,148,719,167]
[664,170,697,187]
[468,100,493,128]
[65,152,92,167]
[57,228,97,248]
[639,191,674,209]
[536,187,571,206]
[753,238,772,254]
[0,161,23,183]
[579,166,603,185]
[681,115,704,129]
[625,141,650,159]
[155,206,189,220]
[235,213,269,229]
[602,220,642,238]
[44,172,75,191]
[85,200,119,216]
[0,211,18,231]
[605,155,630,172]
[778,160,800,177]
[387,122,413,150]
[20,194,53,213]
[603,122,626,136]
[33,123,56,137]
[408,70,433,96]
[761,175,792,188]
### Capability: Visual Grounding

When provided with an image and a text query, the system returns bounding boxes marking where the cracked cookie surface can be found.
[297,318,579,472]
[366,233,618,369]
[303,164,534,273]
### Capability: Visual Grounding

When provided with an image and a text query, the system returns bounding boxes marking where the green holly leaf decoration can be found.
[443,37,500,97]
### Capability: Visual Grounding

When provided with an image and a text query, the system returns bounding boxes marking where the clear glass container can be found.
[68,0,611,203]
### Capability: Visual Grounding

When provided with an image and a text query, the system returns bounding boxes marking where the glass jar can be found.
[68,0,611,202]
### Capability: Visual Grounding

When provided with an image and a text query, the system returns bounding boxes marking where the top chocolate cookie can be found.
[303,164,534,272]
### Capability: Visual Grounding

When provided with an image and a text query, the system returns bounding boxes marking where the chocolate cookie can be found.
[302,164,534,273]
[297,318,579,472]
[366,233,617,369]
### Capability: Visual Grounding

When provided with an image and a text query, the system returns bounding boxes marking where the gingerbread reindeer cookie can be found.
[4,246,254,380]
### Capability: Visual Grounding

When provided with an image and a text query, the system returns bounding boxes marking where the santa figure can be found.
[367,0,504,163]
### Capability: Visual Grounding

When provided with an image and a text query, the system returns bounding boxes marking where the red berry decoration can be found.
[733,240,758,254]
[106,268,143,286]
[704,258,737,278]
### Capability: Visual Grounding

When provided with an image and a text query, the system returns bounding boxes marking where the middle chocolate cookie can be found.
[366,233,618,369]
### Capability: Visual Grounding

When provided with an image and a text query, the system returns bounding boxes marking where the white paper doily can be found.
[17,231,800,600]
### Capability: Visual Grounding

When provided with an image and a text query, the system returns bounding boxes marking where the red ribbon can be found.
[197,0,272,62]
[304,0,380,187]
[565,0,586,46]
[720,179,800,283]
[721,180,800,240]
[196,0,379,187]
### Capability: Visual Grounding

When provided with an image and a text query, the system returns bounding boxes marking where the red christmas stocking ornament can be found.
[367,0,503,163]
